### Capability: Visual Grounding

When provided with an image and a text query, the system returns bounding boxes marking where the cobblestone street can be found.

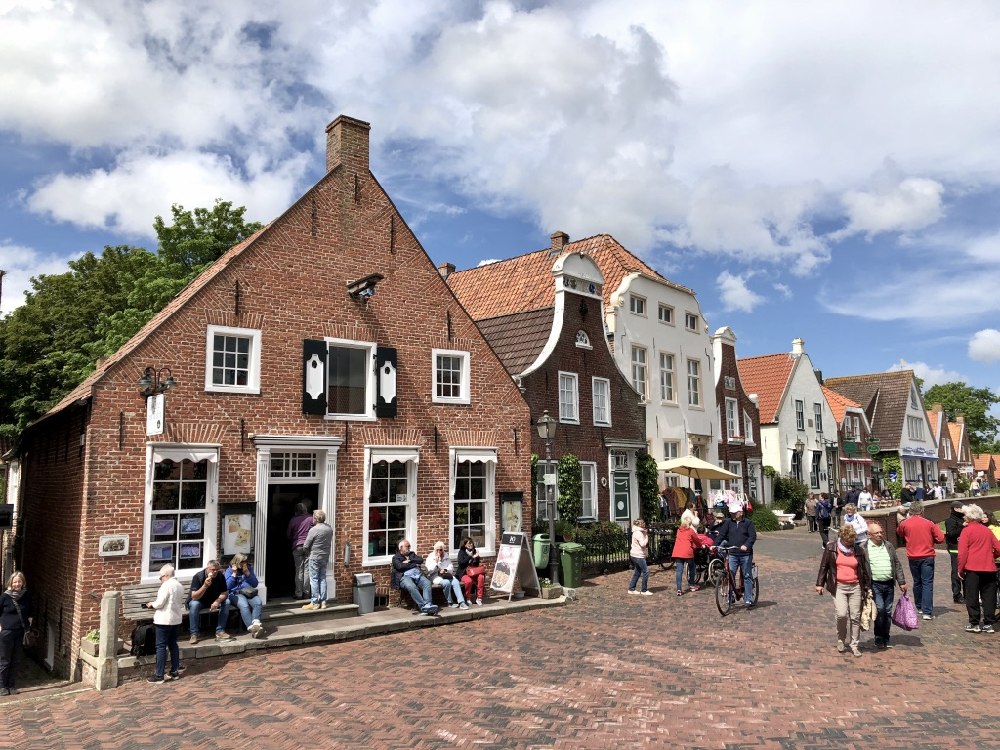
[3,527,997,749]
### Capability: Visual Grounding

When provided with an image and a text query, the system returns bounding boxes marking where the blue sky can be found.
[1,0,999,403]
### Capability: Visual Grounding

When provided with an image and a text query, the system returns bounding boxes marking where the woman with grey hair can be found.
[958,504,1000,634]
[146,564,185,683]
[0,571,32,695]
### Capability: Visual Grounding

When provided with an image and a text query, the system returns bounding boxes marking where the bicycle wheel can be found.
[751,563,760,605]
[707,558,724,587]
[715,571,733,616]
[658,550,675,571]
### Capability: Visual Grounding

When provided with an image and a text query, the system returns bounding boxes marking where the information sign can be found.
[490,532,540,600]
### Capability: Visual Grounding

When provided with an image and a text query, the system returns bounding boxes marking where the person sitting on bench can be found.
[391,539,438,615]
[187,560,233,644]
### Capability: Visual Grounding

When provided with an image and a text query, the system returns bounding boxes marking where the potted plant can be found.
[80,629,101,656]
[538,578,563,600]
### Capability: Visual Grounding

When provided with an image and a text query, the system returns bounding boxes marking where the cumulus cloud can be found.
[838,174,944,238]
[887,359,964,388]
[969,329,1000,362]
[0,241,79,316]
[773,282,792,299]
[716,270,764,313]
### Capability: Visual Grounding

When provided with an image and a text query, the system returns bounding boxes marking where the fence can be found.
[577,523,676,576]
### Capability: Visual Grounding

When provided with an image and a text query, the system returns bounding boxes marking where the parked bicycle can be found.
[647,523,676,570]
[714,544,760,615]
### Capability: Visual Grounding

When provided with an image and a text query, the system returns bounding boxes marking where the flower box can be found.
[538,585,563,600]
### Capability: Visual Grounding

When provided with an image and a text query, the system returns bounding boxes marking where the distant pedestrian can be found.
[958,504,1000,634]
[901,483,916,504]
[857,486,874,512]
[146,564,185,683]
[287,502,313,600]
[816,493,833,546]
[895,501,944,620]
[627,519,651,596]
[816,525,871,657]
[671,516,705,596]
[831,490,843,527]
[864,523,907,650]
[679,502,701,588]
[944,501,967,604]
[842,503,869,547]
[805,493,818,533]
[0,572,32,696]
[971,477,982,497]
[302,509,333,610]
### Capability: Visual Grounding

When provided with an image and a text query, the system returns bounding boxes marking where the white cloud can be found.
[27,149,307,237]
[969,329,1000,362]
[887,359,964,388]
[0,241,79,316]
[773,282,792,299]
[838,174,944,238]
[716,270,764,313]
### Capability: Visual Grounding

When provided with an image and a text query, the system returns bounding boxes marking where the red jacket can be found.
[895,515,944,558]
[671,526,704,560]
[958,522,1000,575]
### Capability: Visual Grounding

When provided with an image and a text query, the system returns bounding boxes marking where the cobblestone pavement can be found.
[3,527,998,749]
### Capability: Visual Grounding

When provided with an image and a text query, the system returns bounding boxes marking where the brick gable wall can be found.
[714,340,763,495]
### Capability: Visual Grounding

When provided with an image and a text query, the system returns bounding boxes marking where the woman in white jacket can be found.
[426,541,469,609]
[145,564,186,683]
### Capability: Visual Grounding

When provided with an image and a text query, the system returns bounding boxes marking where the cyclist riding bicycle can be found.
[715,502,758,608]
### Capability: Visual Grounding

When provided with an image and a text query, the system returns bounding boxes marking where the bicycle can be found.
[646,523,676,570]
[714,545,760,616]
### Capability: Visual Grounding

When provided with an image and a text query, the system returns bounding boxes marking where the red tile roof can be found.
[447,234,688,321]
[822,386,860,425]
[947,422,965,458]
[973,453,995,471]
[926,410,941,440]
[735,353,796,424]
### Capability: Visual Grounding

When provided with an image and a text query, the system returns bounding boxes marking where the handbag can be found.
[465,566,485,578]
[238,586,258,599]
[860,595,875,632]
[891,592,919,631]
[11,597,33,647]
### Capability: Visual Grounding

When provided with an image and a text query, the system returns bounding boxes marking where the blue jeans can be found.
[188,596,231,635]
[729,552,753,604]
[908,557,935,615]
[231,592,263,628]
[675,559,693,591]
[308,559,328,605]
[628,557,649,592]
[154,623,180,679]
[433,576,465,604]
[293,546,309,598]
[400,574,434,610]
[871,580,895,644]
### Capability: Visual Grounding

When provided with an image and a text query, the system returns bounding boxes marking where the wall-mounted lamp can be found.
[794,438,805,454]
[347,273,385,301]
[138,366,175,399]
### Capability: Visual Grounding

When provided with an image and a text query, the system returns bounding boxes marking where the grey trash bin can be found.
[353,572,375,614]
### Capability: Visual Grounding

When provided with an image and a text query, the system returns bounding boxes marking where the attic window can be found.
[575,330,591,349]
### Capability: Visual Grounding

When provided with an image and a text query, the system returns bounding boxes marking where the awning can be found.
[369,449,420,465]
[152,447,219,464]
[453,448,498,464]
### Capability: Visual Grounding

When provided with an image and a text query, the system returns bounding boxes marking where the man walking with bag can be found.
[864,523,907,649]
[895,501,944,620]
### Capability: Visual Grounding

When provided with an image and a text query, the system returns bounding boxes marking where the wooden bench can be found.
[121,582,162,623]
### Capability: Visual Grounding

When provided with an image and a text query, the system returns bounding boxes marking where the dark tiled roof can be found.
[475,308,554,375]
[735,353,796,424]
[823,370,918,451]
[448,234,686,321]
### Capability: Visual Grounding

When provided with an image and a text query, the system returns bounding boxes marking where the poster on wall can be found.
[146,394,165,437]
[500,492,523,534]
[223,513,254,555]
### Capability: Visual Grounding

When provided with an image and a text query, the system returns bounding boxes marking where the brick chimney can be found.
[932,402,944,413]
[550,231,569,256]
[438,262,456,280]
[325,115,371,173]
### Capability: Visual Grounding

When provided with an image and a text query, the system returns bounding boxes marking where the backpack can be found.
[130,623,157,657]
[817,502,831,520]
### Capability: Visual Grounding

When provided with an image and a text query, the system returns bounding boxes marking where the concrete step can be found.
[261,599,359,626]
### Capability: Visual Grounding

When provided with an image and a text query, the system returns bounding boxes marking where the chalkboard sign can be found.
[490,532,540,600]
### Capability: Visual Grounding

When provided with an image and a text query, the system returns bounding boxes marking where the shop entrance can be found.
[265,483,319,600]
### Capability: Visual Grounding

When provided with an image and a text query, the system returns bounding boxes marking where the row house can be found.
[447,239,646,527]
[737,339,837,493]
[710,327,763,501]
[928,403,958,493]
[948,418,975,485]
[822,386,873,491]
[972,454,997,488]
[824,369,936,491]
[12,116,531,678]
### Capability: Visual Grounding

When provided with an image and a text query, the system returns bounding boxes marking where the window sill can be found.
[559,419,580,426]
[432,397,471,405]
[205,385,261,395]
[325,414,377,422]
[594,421,612,428]
[659,400,679,407]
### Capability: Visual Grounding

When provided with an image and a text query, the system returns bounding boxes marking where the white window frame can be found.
[662,441,679,486]
[725,397,738,438]
[327,338,377,421]
[559,371,580,424]
[907,416,924,440]
[744,411,755,444]
[536,460,559,521]
[795,400,805,431]
[362,446,420,566]
[686,358,702,407]
[657,303,674,325]
[631,346,648,402]
[432,348,471,405]
[580,462,597,519]
[813,403,824,434]
[592,377,611,427]
[943,438,952,460]
[629,294,647,316]
[727,462,743,493]
[449,448,497,556]
[204,325,262,394]
[685,311,699,331]
[142,444,220,583]
[659,352,676,403]
[811,451,821,489]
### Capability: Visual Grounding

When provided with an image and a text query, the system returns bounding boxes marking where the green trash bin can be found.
[559,542,585,588]
[532,533,551,569]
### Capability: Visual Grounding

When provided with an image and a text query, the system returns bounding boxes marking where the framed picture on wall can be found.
[500,492,524,534]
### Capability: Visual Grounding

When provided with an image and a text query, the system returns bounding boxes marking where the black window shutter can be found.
[375,346,397,418]
[302,340,328,415]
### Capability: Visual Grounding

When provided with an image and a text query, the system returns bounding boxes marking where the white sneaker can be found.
[459,602,470,610]
[250,620,263,638]
[476,598,483,606]
[639,590,653,596]
[449,603,460,608]
[627,589,640,595]
[922,614,934,621]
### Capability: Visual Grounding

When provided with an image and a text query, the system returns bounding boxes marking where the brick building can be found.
[447,243,646,526]
[13,115,531,679]
[821,386,873,491]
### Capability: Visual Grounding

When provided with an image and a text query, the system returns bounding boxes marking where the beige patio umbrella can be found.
[657,455,740,482]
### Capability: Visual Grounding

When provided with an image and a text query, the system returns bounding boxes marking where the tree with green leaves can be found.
[636,453,659,523]
[556,454,583,523]
[923,382,1000,452]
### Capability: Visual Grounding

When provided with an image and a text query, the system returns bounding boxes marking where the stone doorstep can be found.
[81,595,566,685]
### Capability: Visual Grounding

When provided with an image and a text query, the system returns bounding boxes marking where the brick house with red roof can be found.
[447,238,646,527]
[972,453,997,489]
[948,418,975,485]
[927,404,958,493]
[12,116,531,679]
[710,327,763,501]
[821,386,873,491]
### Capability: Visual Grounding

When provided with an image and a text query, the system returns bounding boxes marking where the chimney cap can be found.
[550,231,569,255]
[325,114,371,134]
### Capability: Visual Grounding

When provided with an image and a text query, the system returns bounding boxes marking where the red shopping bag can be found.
[891,592,920,631]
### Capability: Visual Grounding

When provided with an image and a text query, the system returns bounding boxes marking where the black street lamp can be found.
[138,366,176,399]
[535,410,561,587]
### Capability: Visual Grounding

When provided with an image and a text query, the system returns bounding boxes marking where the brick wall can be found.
[714,339,763,494]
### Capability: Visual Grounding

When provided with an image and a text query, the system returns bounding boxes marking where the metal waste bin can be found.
[352,572,375,614]
[559,542,585,588]
[532,533,551,569]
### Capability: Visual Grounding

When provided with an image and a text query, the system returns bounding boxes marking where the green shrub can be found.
[771,476,808,517]
[751,505,780,532]
[881,455,902,499]
[636,453,660,523]
[556,454,582,522]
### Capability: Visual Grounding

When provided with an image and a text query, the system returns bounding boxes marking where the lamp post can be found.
[137,366,176,399]
[535,410,560,587]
